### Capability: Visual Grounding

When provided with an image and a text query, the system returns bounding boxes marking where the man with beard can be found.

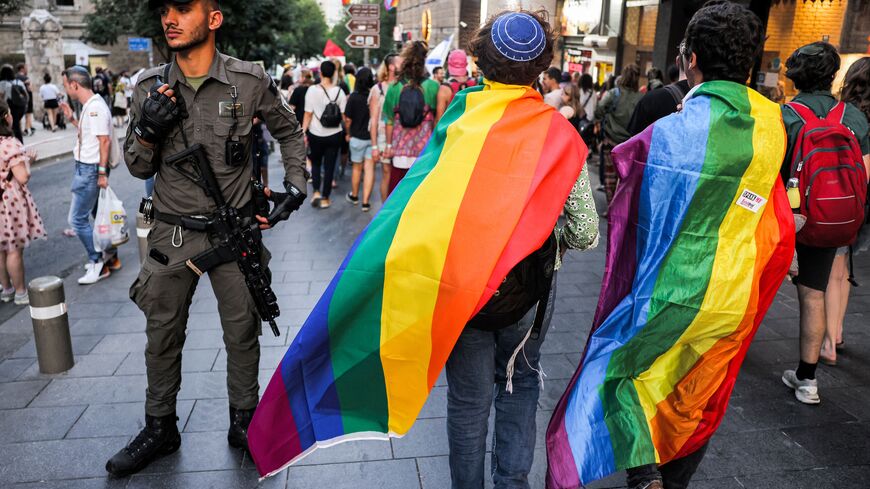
[105,0,307,477]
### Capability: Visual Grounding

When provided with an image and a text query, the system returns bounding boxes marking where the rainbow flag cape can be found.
[385,0,399,11]
[249,81,586,477]
[546,81,795,488]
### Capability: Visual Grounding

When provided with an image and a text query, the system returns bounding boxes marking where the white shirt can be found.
[39,83,59,101]
[121,76,133,98]
[579,88,597,121]
[304,84,347,137]
[544,88,563,109]
[75,94,111,164]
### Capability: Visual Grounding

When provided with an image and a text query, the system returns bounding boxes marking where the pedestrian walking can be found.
[644,67,664,93]
[112,79,128,128]
[627,43,691,137]
[39,74,61,133]
[436,49,477,120]
[542,66,563,109]
[432,66,445,84]
[383,41,440,194]
[548,4,793,489]
[0,65,28,143]
[370,53,400,202]
[0,100,46,305]
[840,58,870,253]
[780,43,870,404]
[93,67,112,107]
[288,69,312,125]
[106,0,307,477]
[59,66,118,285]
[303,60,347,209]
[559,82,584,130]
[344,67,375,212]
[595,63,642,206]
[16,64,35,137]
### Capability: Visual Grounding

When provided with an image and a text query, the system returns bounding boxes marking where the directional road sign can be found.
[346,34,380,49]
[347,4,379,19]
[346,18,380,34]
[128,37,152,52]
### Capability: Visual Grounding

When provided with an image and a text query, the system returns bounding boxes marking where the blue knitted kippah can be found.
[490,12,546,62]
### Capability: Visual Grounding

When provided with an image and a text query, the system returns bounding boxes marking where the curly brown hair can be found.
[399,41,429,86]
[0,100,12,137]
[840,57,870,123]
[467,9,556,86]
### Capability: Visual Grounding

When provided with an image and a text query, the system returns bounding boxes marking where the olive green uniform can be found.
[124,52,306,417]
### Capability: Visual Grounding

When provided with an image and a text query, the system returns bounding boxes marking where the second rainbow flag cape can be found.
[546,81,795,488]
[249,81,586,477]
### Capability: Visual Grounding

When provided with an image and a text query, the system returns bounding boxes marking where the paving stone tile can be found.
[585,472,628,488]
[689,478,746,489]
[114,349,219,376]
[0,380,49,409]
[285,459,420,489]
[697,430,816,476]
[176,371,228,400]
[185,313,222,331]
[293,438,394,466]
[742,338,797,366]
[418,386,447,419]
[126,469,287,489]
[391,417,448,458]
[30,375,146,407]
[90,333,147,354]
[539,353,579,380]
[66,400,194,439]
[537,377,570,411]
[825,386,870,421]
[782,422,870,466]
[0,436,128,483]
[11,335,103,359]
[65,302,124,320]
[272,281,310,296]
[17,353,127,380]
[6,478,128,489]
[0,358,35,382]
[718,391,857,433]
[138,431,245,475]
[183,330,227,350]
[416,455,450,489]
[736,466,870,489]
[540,332,586,355]
[213,346,287,373]
[71,317,144,335]
[114,303,145,318]
[182,398,231,433]
[0,406,85,443]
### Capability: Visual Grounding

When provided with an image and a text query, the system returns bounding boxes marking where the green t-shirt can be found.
[382,78,440,125]
[781,90,870,181]
[186,75,207,92]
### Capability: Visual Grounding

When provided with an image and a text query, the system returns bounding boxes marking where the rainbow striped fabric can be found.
[249,81,586,477]
[384,0,399,11]
[546,81,795,488]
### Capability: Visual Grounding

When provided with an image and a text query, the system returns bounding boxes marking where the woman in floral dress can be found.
[0,100,46,305]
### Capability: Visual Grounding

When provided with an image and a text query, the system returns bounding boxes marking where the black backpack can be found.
[467,233,558,330]
[8,80,27,111]
[396,82,426,128]
[318,85,343,128]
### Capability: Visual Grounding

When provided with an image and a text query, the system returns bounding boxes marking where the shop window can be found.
[55,0,76,6]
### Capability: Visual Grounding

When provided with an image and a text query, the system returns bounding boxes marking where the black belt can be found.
[154,202,254,232]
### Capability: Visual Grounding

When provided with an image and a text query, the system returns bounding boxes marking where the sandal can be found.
[310,193,321,208]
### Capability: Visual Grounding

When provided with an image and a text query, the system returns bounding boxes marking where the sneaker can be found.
[14,292,29,305]
[346,192,359,205]
[782,369,820,405]
[319,198,331,209]
[105,255,122,271]
[78,261,109,285]
[0,288,14,303]
[361,202,371,212]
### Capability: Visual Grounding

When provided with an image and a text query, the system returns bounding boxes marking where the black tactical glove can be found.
[134,81,182,145]
[266,182,306,226]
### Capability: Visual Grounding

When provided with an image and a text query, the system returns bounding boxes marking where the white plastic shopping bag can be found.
[93,186,129,252]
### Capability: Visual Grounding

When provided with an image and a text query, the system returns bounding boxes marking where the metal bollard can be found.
[27,276,74,374]
[137,212,153,264]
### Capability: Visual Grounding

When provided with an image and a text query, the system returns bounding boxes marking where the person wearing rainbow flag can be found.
[546,2,795,489]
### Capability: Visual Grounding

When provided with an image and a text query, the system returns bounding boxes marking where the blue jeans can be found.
[68,162,108,262]
[446,279,556,489]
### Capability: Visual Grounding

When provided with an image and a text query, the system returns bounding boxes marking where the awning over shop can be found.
[13,39,110,56]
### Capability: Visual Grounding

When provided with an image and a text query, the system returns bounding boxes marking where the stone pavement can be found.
[21,120,128,165]
[0,157,868,489]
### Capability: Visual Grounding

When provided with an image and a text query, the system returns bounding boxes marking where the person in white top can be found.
[302,60,347,209]
[39,73,61,132]
[542,67,563,109]
[59,66,117,285]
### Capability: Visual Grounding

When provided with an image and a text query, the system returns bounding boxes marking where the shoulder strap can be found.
[582,91,593,109]
[162,63,172,84]
[322,85,339,103]
[825,101,846,125]
[785,102,818,125]
[664,84,684,106]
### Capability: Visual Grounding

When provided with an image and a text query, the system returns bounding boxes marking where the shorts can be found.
[794,242,837,292]
[44,99,59,110]
[349,137,372,162]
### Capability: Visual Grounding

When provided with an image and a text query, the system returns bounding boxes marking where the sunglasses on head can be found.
[797,44,825,56]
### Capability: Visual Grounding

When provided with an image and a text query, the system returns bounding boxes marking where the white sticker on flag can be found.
[736,188,767,213]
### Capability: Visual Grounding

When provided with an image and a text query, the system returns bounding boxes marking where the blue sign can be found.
[128,37,152,52]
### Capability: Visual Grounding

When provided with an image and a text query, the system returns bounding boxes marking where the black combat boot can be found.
[105,414,180,477]
[227,406,255,450]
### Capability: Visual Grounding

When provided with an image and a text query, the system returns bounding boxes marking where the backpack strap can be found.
[825,101,847,125]
[162,62,172,83]
[664,83,685,106]
[785,102,819,124]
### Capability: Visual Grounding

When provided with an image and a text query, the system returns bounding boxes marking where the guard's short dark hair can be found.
[320,60,336,80]
[785,42,840,92]
[683,1,763,83]
[64,66,93,90]
[467,10,556,87]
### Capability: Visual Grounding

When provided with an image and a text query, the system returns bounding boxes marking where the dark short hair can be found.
[684,1,763,83]
[467,10,556,87]
[320,60,336,79]
[64,66,93,90]
[785,42,840,92]
[545,67,561,81]
[15,63,25,72]
[580,73,593,91]
[0,65,14,81]
[354,67,374,95]
[344,63,356,75]
[43,73,51,84]
[433,66,443,74]
[667,64,680,83]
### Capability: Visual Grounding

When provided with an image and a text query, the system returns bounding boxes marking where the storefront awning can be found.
[13,39,110,56]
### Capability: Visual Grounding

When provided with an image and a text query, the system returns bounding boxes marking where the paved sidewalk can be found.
[21,122,128,165]
[0,157,868,488]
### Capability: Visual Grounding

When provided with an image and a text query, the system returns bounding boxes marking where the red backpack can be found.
[786,101,867,248]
